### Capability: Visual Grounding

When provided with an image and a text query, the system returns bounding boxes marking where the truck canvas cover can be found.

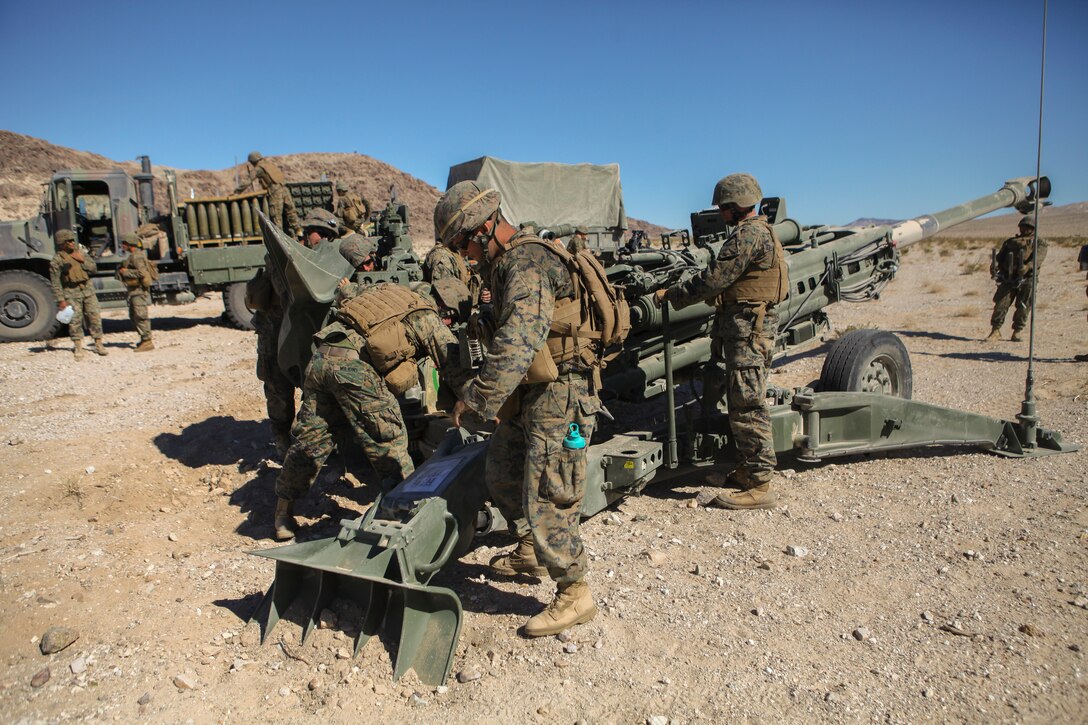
[446,157,627,231]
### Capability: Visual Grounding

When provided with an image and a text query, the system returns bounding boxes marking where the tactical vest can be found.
[335,282,437,395]
[717,217,789,306]
[59,251,89,286]
[502,233,630,386]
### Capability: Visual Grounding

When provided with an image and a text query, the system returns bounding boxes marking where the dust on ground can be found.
[0,246,1086,723]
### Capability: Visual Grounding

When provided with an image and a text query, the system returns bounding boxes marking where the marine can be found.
[655,173,787,510]
[273,282,466,540]
[441,180,601,638]
[117,230,155,351]
[236,151,301,236]
[334,181,371,234]
[246,211,341,456]
[986,216,1047,342]
[49,229,107,358]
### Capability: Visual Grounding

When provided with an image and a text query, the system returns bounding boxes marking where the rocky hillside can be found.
[0,131,669,243]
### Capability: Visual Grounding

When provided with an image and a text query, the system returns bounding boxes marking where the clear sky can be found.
[1,0,1084,229]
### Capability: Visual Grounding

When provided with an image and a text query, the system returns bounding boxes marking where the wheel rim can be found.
[0,290,37,329]
[860,354,900,395]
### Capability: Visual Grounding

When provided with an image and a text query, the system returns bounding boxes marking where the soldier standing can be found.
[49,229,107,358]
[117,232,155,351]
[986,216,1047,342]
[441,181,601,638]
[273,282,466,540]
[237,151,301,236]
[334,181,371,234]
[654,173,787,510]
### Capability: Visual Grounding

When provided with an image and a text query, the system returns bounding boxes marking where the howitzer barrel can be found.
[890,176,1049,249]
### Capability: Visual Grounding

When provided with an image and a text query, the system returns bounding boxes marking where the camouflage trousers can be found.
[61,283,103,344]
[126,289,152,342]
[268,185,300,237]
[991,281,1032,331]
[486,374,600,585]
[255,323,297,438]
[705,304,779,483]
[276,350,413,502]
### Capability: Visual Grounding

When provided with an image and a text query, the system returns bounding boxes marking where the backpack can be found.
[509,236,631,385]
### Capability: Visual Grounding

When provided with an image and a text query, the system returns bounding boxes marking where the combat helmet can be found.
[336,181,348,193]
[56,229,76,244]
[302,208,340,237]
[248,151,263,164]
[338,234,377,267]
[1018,216,1036,229]
[434,181,501,248]
[121,232,141,249]
[712,173,763,209]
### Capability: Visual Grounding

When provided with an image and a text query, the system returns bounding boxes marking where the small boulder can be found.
[39,626,79,655]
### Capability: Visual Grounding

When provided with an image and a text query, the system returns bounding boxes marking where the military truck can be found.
[0,156,331,342]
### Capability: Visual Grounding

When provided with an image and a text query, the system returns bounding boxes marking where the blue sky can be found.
[1,0,1084,228]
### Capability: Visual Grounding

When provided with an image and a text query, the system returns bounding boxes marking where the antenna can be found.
[1017,0,1048,447]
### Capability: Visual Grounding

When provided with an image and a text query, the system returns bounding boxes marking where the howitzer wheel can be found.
[819,329,912,399]
[0,270,60,342]
[222,281,256,330]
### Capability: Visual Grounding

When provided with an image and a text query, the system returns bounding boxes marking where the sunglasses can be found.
[458,224,490,251]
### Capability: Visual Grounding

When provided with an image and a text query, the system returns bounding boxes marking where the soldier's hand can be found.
[70,250,85,263]
[451,400,470,428]
[480,288,492,304]
[58,301,69,311]
[653,288,668,306]
[337,277,350,288]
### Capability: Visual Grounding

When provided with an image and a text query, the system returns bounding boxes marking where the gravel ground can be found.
[0,246,1085,724]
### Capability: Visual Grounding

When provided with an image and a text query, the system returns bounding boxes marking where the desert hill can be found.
[0,131,669,244]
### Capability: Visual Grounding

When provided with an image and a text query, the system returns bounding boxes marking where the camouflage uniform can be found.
[666,215,781,484]
[461,232,600,585]
[243,156,300,235]
[49,244,103,346]
[252,255,297,445]
[423,244,470,285]
[335,192,371,233]
[276,306,463,502]
[990,233,1047,334]
[117,246,153,343]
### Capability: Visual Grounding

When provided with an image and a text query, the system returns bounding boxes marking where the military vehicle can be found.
[0,156,332,342]
[249,166,1075,686]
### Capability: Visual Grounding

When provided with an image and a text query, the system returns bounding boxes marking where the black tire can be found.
[223,281,255,330]
[818,329,912,399]
[0,270,61,342]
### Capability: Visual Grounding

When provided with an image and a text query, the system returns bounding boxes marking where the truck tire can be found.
[223,281,256,330]
[0,270,61,342]
[818,329,912,399]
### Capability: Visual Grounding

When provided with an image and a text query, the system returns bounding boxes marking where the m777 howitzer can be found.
[248,175,1076,687]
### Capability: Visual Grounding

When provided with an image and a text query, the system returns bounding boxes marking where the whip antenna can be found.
[1018,0,1048,446]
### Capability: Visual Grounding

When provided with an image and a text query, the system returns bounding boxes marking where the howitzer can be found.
[248,174,1076,686]
[602,176,1052,401]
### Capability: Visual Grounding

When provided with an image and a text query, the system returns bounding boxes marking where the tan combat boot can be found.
[135,340,154,352]
[1010,330,1024,342]
[523,580,597,637]
[490,532,548,577]
[73,344,85,359]
[273,499,297,541]
[92,339,109,356]
[711,481,778,510]
[984,328,1002,342]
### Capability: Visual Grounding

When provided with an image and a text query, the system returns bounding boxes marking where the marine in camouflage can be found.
[118,238,153,343]
[253,255,297,443]
[276,306,465,503]
[460,230,598,584]
[335,189,371,233]
[990,227,1048,334]
[423,244,470,285]
[240,155,300,235]
[665,214,780,483]
[49,240,103,347]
